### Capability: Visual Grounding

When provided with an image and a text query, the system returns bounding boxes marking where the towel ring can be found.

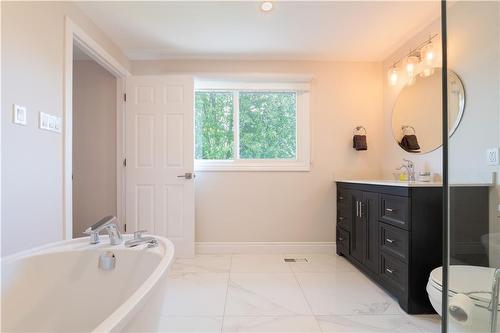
[401,125,416,136]
[353,126,367,135]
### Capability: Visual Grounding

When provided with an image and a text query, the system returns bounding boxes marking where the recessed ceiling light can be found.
[261,1,273,12]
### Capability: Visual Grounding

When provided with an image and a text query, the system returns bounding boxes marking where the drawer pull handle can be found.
[385,208,398,212]
[338,237,344,241]
[338,217,344,221]
[339,196,344,200]
[386,238,395,243]
[386,268,395,274]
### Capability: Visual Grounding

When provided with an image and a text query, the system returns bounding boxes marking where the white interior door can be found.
[125,75,194,257]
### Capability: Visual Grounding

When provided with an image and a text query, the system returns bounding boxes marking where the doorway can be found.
[63,18,128,239]
[72,44,118,237]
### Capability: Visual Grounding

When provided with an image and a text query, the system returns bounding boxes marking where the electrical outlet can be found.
[487,148,499,166]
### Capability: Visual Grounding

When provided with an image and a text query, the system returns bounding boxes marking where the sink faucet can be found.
[84,216,122,245]
[397,159,416,181]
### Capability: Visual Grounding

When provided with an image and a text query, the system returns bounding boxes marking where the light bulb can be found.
[421,41,435,65]
[388,67,398,86]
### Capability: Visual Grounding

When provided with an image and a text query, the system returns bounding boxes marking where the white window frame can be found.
[194,80,311,172]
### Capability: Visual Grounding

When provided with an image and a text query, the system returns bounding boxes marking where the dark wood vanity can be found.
[336,180,442,314]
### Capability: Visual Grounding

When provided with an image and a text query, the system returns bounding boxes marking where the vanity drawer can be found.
[336,227,350,255]
[380,195,410,230]
[380,222,409,263]
[380,252,408,293]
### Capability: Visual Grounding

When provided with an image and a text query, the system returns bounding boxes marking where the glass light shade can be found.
[388,67,398,86]
[421,41,435,66]
[405,55,420,85]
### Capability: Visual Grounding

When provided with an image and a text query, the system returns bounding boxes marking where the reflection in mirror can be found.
[392,68,465,154]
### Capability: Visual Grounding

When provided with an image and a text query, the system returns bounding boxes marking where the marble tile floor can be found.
[147,254,441,332]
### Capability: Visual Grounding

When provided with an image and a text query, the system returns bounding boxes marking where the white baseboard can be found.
[195,241,336,255]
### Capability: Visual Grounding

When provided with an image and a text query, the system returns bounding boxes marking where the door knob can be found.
[177,172,195,179]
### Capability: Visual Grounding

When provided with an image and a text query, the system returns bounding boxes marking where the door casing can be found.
[63,17,130,239]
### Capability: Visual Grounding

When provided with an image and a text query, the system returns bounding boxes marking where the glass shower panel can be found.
[446,1,500,332]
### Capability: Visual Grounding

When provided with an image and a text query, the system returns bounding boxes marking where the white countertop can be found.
[336,179,443,187]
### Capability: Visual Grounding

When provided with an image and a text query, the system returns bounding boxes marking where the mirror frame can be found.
[447,70,466,137]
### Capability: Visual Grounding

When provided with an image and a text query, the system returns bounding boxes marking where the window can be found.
[195,80,310,171]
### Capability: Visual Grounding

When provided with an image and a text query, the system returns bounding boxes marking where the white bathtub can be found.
[1,235,174,332]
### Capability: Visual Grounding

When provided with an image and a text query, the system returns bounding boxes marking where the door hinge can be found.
[124,93,127,102]
[124,224,127,232]
[123,158,127,167]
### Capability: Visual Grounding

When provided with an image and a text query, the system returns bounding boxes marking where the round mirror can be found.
[392,68,465,153]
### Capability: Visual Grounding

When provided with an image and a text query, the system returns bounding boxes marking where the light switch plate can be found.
[39,112,62,133]
[487,148,499,166]
[13,104,27,125]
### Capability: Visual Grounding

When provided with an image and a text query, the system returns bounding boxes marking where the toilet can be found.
[427,265,498,332]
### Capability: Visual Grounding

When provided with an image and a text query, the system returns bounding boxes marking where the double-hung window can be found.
[194,79,311,171]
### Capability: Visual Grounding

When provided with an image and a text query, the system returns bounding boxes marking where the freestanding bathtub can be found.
[1,235,174,332]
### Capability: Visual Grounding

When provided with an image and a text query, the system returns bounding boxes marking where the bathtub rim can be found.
[1,235,175,333]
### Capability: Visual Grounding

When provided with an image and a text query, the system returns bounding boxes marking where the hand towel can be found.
[400,134,420,152]
[353,135,367,151]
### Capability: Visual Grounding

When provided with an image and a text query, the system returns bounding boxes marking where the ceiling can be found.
[76,1,440,62]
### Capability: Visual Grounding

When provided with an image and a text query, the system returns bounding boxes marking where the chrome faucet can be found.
[84,216,123,245]
[397,159,416,181]
[125,230,158,248]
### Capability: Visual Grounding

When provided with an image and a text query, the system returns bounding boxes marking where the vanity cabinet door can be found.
[350,190,365,264]
[363,191,380,274]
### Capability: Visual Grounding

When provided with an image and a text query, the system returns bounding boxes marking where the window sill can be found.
[194,160,311,172]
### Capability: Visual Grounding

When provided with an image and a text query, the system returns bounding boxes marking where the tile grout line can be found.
[220,254,233,332]
[288,256,324,333]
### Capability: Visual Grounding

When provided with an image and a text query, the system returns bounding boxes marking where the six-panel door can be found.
[125,75,195,257]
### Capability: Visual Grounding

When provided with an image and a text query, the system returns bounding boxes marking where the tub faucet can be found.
[397,159,416,181]
[84,216,123,245]
[125,230,158,248]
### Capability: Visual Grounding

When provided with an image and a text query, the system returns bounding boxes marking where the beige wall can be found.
[447,2,500,185]
[1,1,129,256]
[132,60,384,242]
[72,60,117,237]
[382,21,443,179]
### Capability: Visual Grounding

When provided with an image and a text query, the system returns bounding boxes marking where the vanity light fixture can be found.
[387,34,439,86]
[261,1,274,12]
